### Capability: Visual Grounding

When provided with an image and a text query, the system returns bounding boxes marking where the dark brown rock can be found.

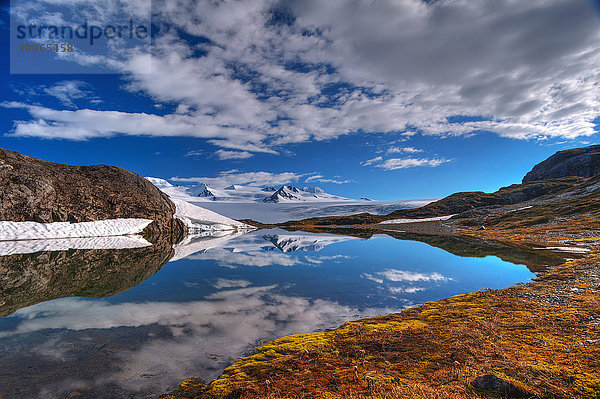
[471,374,531,398]
[0,147,186,238]
[523,145,600,183]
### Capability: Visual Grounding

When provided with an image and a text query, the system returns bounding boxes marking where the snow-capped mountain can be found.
[263,185,349,203]
[145,176,432,224]
[187,183,217,199]
[146,177,354,204]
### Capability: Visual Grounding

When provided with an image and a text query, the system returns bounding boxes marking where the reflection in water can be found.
[0,229,539,399]
[1,287,373,399]
[0,236,173,318]
[0,235,151,256]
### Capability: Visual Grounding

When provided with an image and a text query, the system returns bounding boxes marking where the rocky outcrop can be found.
[388,177,585,219]
[522,145,600,183]
[0,148,186,238]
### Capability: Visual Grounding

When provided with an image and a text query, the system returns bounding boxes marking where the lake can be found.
[0,229,539,399]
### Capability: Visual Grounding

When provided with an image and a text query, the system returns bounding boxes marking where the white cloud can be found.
[361,156,383,166]
[305,174,352,184]
[378,157,450,170]
[361,155,450,170]
[311,178,353,184]
[214,150,254,160]
[189,249,304,268]
[304,175,323,183]
[388,147,423,154]
[5,0,600,150]
[171,170,305,188]
[43,81,96,108]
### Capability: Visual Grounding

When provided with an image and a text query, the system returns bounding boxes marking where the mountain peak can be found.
[302,186,325,194]
[188,183,216,199]
[263,185,348,203]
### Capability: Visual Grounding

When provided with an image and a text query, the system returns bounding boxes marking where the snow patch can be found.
[171,198,253,231]
[534,246,590,254]
[0,236,151,256]
[379,215,455,224]
[144,177,173,189]
[0,219,153,241]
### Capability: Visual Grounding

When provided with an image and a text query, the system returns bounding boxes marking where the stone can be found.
[0,147,186,238]
[471,374,530,398]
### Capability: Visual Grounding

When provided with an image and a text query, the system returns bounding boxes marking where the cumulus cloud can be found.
[189,248,304,268]
[5,0,600,151]
[362,268,453,295]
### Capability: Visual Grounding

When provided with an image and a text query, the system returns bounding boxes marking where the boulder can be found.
[0,147,185,238]
[471,374,530,398]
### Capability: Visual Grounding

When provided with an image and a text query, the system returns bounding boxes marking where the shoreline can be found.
[161,224,600,399]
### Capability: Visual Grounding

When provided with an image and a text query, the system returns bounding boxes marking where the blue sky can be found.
[0,0,599,200]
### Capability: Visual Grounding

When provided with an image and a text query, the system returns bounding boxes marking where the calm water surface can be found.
[0,229,535,399]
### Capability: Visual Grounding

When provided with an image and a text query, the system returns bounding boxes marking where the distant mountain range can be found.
[145,178,363,203]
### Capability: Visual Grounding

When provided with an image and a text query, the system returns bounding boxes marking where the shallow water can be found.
[0,229,536,399]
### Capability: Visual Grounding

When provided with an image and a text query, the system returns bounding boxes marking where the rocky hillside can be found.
[278,144,600,230]
[386,145,600,222]
[0,148,185,237]
[523,145,600,183]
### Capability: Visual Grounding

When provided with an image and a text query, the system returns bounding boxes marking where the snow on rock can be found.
[379,215,455,224]
[0,236,151,256]
[0,219,153,241]
[534,246,590,254]
[171,198,254,231]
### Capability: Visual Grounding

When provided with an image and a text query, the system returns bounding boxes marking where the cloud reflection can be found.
[0,285,388,398]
